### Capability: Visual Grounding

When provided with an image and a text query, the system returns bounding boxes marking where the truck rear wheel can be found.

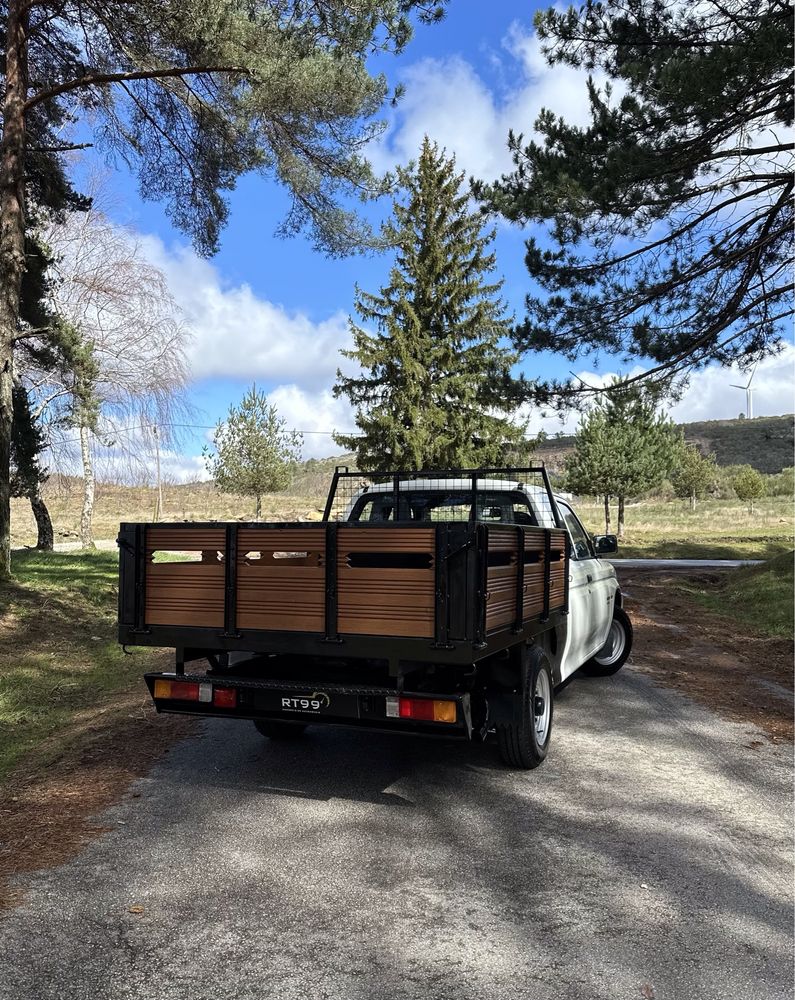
[582,607,633,676]
[253,720,308,740]
[496,646,553,770]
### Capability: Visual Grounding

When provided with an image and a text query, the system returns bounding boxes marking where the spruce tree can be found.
[334,138,526,471]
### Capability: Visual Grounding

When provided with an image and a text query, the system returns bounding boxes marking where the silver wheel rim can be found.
[534,669,551,745]
[593,619,626,667]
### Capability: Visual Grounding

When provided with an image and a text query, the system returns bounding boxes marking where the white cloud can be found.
[530,346,795,436]
[268,385,358,460]
[140,236,351,388]
[370,25,607,180]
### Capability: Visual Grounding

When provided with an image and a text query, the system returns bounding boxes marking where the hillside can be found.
[535,414,794,475]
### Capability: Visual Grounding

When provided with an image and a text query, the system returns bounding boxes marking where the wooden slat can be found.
[145,563,225,627]
[485,524,569,631]
[236,526,326,632]
[337,526,435,637]
[146,526,226,553]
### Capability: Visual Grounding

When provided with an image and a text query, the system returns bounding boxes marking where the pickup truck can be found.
[117,467,632,769]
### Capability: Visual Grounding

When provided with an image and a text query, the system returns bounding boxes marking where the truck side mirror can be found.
[592,534,618,555]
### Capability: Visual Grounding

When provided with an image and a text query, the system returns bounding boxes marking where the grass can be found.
[0,550,161,781]
[10,476,794,560]
[676,552,794,638]
[575,496,793,561]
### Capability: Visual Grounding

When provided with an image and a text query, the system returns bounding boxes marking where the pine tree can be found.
[671,446,718,511]
[0,0,449,576]
[477,1,793,404]
[334,138,526,471]
[204,387,302,520]
[564,379,681,537]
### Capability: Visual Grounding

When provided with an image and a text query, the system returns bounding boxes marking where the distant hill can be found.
[535,414,794,475]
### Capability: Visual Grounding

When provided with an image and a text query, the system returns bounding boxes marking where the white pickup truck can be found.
[119,467,633,771]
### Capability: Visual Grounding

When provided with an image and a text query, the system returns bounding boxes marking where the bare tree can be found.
[28,199,191,547]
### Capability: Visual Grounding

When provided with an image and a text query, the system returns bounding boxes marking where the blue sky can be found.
[71,0,794,479]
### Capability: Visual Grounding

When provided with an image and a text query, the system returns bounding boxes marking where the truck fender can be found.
[486,644,545,725]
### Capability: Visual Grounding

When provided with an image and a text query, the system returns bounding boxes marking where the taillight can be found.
[386,696,457,723]
[153,679,200,701]
[153,680,236,708]
[213,687,237,708]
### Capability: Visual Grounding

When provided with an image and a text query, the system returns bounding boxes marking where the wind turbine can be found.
[731,361,758,419]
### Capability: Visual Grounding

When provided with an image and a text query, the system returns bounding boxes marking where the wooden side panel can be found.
[484,527,518,631]
[337,527,436,637]
[145,526,226,627]
[236,526,326,632]
[485,526,568,632]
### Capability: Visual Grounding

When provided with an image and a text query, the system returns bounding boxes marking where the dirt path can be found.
[616,567,793,743]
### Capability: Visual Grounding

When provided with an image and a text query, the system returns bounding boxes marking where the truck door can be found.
[556,502,604,673]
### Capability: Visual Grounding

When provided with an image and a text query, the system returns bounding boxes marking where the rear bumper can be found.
[144,673,473,740]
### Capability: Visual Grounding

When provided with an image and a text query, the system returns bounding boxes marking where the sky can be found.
[63,0,795,481]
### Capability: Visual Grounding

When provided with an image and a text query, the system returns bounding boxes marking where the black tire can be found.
[582,606,633,676]
[496,646,554,770]
[253,720,308,740]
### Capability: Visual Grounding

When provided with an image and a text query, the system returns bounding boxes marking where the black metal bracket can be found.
[542,529,551,622]
[324,521,340,642]
[220,523,241,638]
[513,525,526,633]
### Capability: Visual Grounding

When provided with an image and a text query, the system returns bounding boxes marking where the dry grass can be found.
[10,476,794,560]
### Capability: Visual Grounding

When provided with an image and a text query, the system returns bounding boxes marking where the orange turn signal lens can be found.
[431,700,457,724]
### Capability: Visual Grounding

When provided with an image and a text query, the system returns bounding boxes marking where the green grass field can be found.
[575,496,793,560]
[677,552,794,638]
[0,550,159,780]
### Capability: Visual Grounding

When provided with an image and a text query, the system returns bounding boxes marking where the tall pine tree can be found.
[334,138,526,471]
[477,1,793,403]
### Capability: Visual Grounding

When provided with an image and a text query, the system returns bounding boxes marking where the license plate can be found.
[246,688,361,719]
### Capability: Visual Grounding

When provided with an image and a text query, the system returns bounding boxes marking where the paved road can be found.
[610,558,764,569]
[1,667,791,1000]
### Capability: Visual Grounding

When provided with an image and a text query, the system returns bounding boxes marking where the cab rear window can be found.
[350,491,537,525]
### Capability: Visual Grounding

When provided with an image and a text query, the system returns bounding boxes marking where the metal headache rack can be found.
[323,466,564,529]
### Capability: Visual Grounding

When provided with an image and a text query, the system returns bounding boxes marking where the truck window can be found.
[349,491,537,524]
[558,502,593,559]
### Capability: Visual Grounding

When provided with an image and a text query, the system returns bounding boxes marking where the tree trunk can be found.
[79,423,96,549]
[255,494,262,520]
[603,494,611,535]
[617,495,625,540]
[30,491,53,550]
[690,491,696,512]
[0,0,28,578]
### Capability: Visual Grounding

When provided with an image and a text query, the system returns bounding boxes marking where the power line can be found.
[44,421,364,448]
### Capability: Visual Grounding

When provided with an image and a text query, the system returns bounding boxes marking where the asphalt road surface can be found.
[1,667,791,1000]
[610,558,764,569]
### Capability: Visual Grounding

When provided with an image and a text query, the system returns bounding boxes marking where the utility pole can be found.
[153,424,163,521]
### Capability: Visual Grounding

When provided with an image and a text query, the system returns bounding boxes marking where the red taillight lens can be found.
[213,687,237,708]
